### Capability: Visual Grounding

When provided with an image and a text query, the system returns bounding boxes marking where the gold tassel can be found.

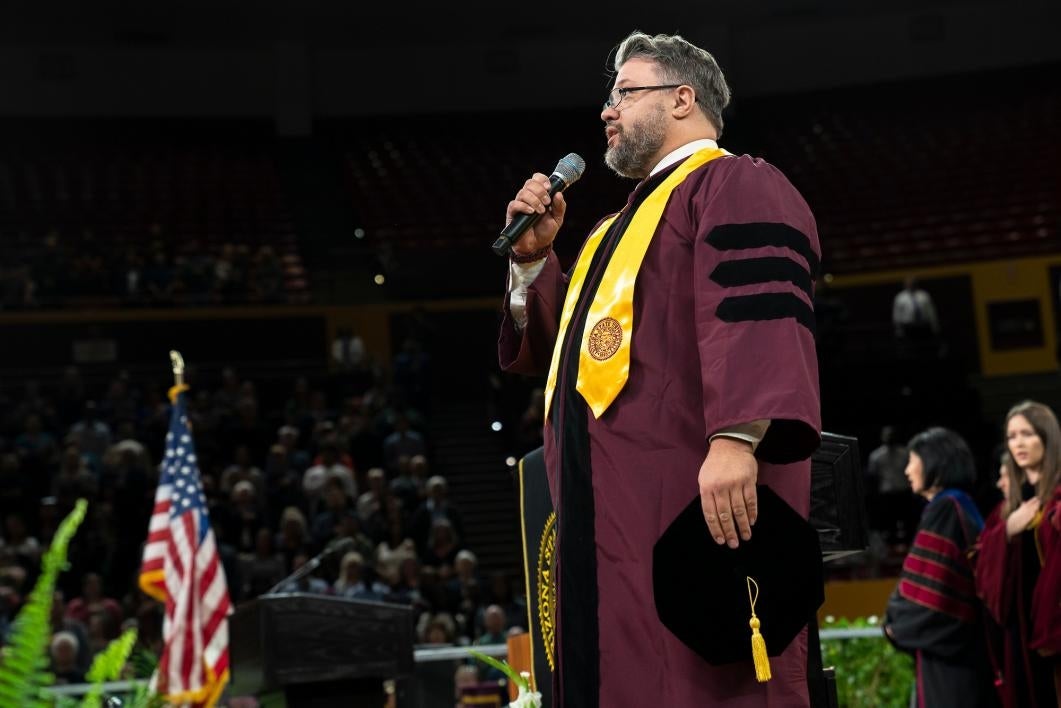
[747,577,771,682]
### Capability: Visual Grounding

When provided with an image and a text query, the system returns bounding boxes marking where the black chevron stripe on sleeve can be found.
[715,293,816,334]
[705,222,820,277]
[709,257,814,300]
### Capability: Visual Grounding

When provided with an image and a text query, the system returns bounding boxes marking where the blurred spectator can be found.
[276,506,311,568]
[357,467,387,525]
[421,518,461,570]
[219,481,266,554]
[482,572,526,636]
[303,440,357,513]
[475,605,507,646]
[50,590,91,672]
[892,276,939,346]
[220,445,265,499]
[418,611,457,646]
[448,550,481,599]
[52,444,99,505]
[390,455,425,513]
[49,631,86,685]
[309,478,355,548]
[333,551,387,601]
[65,573,122,629]
[332,326,367,370]
[454,664,482,707]
[376,518,417,588]
[866,425,915,542]
[411,476,464,555]
[276,424,311,471]
[263,444,304,528]
[240,528,287,599]
[334,511,376,562]
[3,513,41,563]
[383,412,426,470]
[389,556,424,606]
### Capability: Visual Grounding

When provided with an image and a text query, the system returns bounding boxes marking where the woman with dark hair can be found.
[884,427,997,707]
[975,401,1061,707]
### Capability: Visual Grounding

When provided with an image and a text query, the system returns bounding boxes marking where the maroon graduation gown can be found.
[1030,490,1061,703]
[975,493,1061,708]
[499,154,821,707]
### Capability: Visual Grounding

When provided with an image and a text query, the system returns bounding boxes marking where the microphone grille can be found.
[553,153,587,185]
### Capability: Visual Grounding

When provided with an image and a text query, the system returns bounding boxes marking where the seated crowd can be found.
[0,352,524,686]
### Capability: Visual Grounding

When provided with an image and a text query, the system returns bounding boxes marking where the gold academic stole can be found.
[544,147,729,420]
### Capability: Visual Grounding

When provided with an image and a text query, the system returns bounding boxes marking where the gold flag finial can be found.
[169,351,185,386]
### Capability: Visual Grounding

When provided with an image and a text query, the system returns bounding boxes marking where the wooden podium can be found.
[229,593,415,708]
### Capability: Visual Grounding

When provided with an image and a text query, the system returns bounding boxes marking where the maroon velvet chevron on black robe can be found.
[499,153,821,707]
[884,491,998,708]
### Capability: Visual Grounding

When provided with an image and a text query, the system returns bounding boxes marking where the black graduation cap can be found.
[653,484,823,681]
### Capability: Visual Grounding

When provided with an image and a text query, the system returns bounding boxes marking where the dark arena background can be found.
[0,1,1059,706]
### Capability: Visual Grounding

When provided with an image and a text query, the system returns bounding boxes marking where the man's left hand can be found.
[698,437,758,548]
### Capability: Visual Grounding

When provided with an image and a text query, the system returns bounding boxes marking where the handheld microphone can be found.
[264,536,356,595]
[493,153,586,256]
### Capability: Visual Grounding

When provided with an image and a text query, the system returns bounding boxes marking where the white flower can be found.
[509,686,543,708]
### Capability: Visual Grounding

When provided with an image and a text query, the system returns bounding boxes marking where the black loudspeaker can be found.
[810,432,869,562]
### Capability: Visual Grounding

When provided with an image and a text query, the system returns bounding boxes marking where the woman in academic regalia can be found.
[974,401,1061,708]
[884,427,998,707]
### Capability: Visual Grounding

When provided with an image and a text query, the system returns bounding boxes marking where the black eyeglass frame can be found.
[603,84,685,111]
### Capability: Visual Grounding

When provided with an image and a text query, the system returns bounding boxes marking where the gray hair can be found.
[613,31,731,136]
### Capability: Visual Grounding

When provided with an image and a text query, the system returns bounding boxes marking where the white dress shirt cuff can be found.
[710,420,772,452]
[508,258,548,330]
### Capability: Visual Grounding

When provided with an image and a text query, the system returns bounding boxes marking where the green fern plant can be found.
[0,499,88,708]
[79,627,137,708]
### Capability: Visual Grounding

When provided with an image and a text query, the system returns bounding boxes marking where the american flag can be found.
[139,385,231,707]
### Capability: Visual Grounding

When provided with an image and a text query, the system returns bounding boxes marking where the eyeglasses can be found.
[603,84,684,111]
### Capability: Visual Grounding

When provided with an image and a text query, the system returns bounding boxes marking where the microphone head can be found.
[553,153,586,186]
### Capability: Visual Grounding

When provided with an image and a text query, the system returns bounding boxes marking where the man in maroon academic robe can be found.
[498,31,821,706]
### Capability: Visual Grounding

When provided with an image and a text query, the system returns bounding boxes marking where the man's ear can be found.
[672,85,698,118]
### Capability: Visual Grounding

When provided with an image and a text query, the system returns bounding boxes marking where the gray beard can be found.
[604,105,668,179]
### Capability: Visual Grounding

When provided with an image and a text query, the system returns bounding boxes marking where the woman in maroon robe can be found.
[974,400,1061,707]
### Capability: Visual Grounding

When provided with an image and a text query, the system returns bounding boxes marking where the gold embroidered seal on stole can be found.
[587,317,622,361]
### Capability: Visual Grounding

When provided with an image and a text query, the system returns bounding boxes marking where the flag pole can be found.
[169,350,185,387]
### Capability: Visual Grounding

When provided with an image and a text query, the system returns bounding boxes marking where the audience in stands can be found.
[1,233,305,309]
[0,355,523,685]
